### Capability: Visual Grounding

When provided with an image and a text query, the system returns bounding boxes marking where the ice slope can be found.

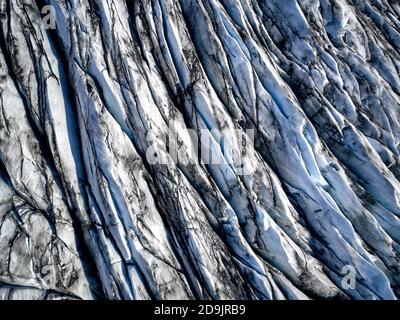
[0,0,399,300]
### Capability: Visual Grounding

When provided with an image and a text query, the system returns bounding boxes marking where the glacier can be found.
[0,0,399,300]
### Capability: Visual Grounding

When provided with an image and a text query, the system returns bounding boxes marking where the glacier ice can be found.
[0,0,399,300]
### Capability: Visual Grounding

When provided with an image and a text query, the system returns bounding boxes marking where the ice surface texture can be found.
[0,0,399,300]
